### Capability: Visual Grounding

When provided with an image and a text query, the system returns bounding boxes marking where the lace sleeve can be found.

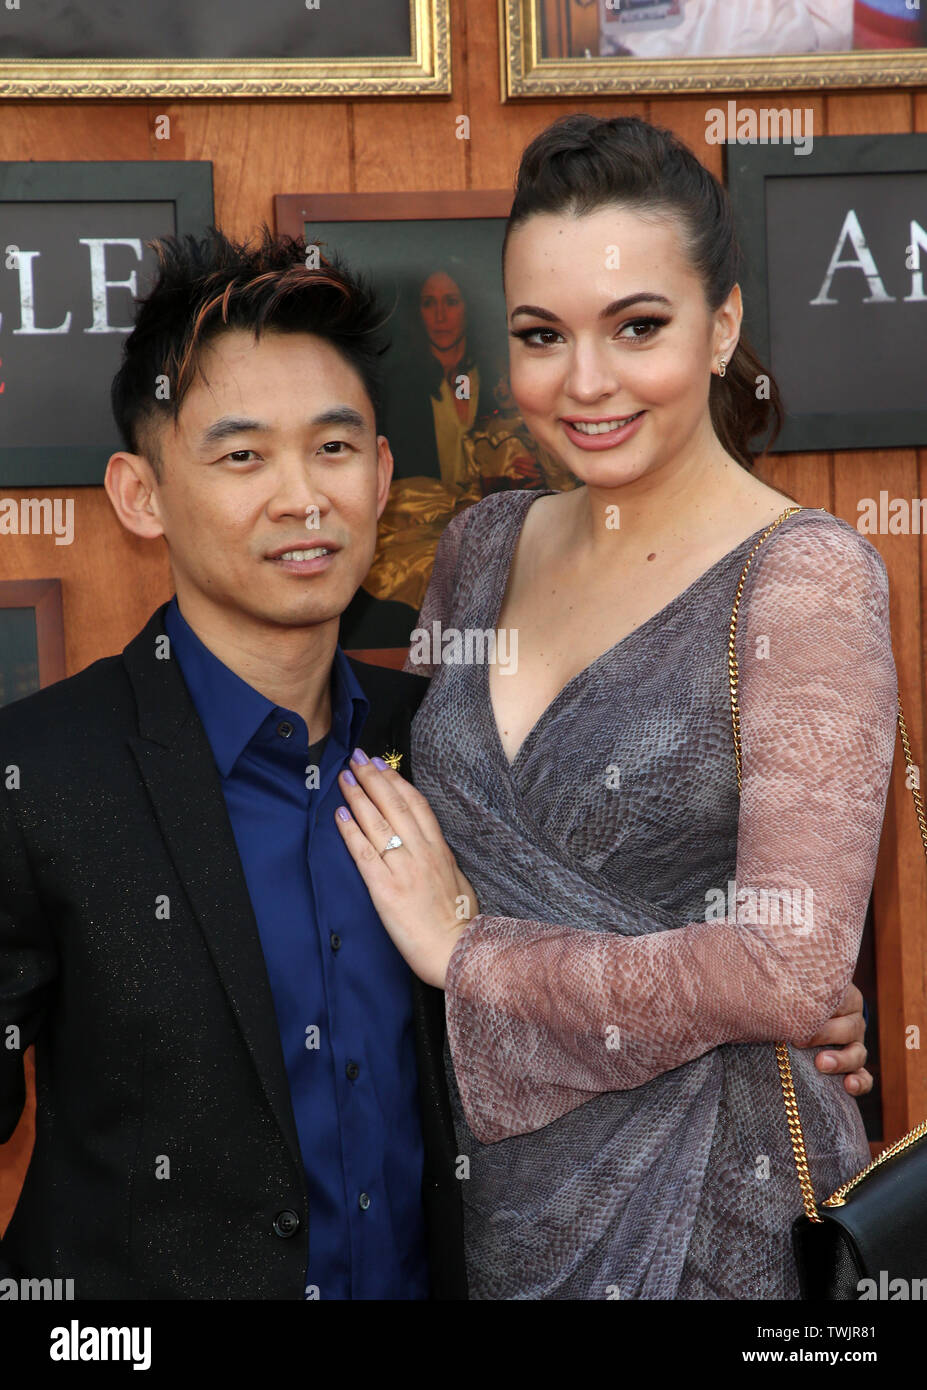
[401,503,475,678]
[444,518,898,1143]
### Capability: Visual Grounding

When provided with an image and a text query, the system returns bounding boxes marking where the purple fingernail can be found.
[342,768,357,786]
[351,747,369,765]
[336,806,351,822]
[371,757,388,770]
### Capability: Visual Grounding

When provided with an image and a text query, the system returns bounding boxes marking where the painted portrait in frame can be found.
[0,0,449,98]
[504,0,927,97]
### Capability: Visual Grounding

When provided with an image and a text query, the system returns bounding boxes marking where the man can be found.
[0,227,870,1300]
[0,228,464,1300]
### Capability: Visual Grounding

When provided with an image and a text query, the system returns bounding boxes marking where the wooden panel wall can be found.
[1,0,925,1232]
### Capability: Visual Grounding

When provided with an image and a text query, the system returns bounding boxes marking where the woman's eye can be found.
[510,327,563,348]
[510,317,668,349]
[618,316,669,341]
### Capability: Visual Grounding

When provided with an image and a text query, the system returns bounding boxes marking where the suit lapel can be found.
[123,606,303,1170]
[344,654,416,770]
[122,611,439,1181]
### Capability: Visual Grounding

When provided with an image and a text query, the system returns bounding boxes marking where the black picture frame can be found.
[0,161,214,487]
[727,133,927,453]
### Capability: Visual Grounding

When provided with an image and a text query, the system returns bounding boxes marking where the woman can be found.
[334,115,895,1299]
[383,261,505,489]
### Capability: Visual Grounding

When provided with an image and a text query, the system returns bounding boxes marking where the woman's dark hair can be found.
[111,224,389,480]
[502,114,783,469]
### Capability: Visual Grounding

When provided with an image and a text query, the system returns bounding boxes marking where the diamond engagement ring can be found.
[381,834,403,855]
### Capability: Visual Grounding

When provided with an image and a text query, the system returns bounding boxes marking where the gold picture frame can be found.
[501,0,927,98]
[0,0,450,99]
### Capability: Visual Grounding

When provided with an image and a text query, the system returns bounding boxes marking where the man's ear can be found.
[375,435,394,521]
[104,452,166,541]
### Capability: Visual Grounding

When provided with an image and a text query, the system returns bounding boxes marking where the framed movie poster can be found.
[0,0,450,98]
[275,189,581,652]
[727,132,927,452]
[0,579,66,709]
[0,161,214,487]
[503,0,927,97]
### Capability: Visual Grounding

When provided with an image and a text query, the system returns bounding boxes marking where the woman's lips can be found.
[561,412,646,450]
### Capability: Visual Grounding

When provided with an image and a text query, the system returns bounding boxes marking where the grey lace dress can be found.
[402,487,898,1300]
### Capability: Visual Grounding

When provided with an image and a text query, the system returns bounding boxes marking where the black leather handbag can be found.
[729,507,927,1301]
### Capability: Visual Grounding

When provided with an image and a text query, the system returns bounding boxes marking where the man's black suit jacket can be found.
[0,603,466,1299]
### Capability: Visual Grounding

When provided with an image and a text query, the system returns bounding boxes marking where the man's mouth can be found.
[272,547,334,561]
[265,544,339,574]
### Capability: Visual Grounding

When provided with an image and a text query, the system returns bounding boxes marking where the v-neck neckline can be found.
[483,489,809,774]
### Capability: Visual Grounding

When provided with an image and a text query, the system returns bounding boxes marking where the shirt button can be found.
[272,1209,301,1238]
[358,1192,371,1211]
[276,720,294,738]
[330,932,342,952]
[345,1060,360,1081]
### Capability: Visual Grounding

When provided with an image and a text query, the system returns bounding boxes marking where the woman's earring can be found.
[718,357,727,378]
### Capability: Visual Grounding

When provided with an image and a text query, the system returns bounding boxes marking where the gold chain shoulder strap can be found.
[728,505,927,1221]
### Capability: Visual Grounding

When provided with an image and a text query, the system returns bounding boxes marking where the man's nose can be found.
[265,457,328,519]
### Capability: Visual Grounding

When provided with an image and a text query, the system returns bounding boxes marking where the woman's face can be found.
[503,206,740,489]
[420,271,467,350]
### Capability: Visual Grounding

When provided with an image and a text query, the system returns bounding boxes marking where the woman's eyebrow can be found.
[510,293,672,323]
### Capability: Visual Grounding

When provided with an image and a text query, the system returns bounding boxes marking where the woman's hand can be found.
[334,751,875,1096]
[799,981,872,1096]
[334,749,479,988]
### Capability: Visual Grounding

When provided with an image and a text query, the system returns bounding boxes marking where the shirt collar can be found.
[163,595,369,778]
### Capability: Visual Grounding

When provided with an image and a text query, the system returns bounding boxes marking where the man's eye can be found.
[319,440,353,455]
[224,449,258,463]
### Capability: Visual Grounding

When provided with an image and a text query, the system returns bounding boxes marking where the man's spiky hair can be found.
[111,224,390,479]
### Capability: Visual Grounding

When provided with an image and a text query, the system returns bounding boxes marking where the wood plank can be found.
[0,101,152,160]
[754,451,833,513]
[158,100,351,240]
[826,90,913,135]
[345,647,408,670]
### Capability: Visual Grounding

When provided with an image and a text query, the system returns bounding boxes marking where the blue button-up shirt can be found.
[164,596,429,1300]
